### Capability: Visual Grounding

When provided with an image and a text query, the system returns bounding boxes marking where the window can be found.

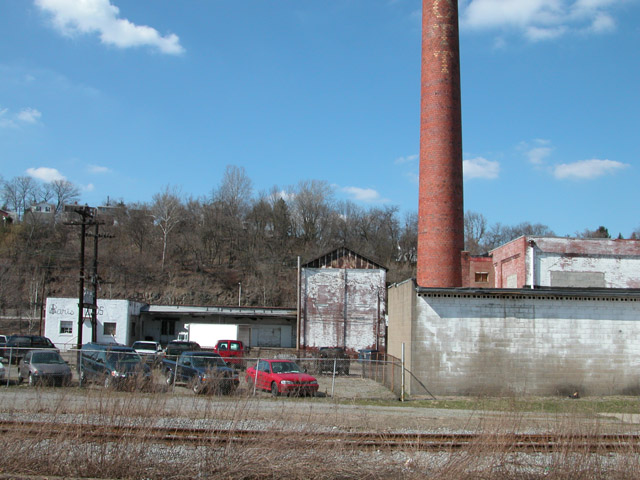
[161,319,175,336]
[103,322,117,336]
[60,321,73,334]
[475,272,489,283]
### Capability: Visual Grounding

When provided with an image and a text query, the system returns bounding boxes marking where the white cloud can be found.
[0,107,13,128]
[83,183,96,192]
[88,164,111,174]
[527,146,553,165]
[0,106,42,127]
[342,186,387,203]
[35,0,184,55]
[460,0,622,41]
[553,158,628,179]
[26,167,66,182]
[463,157,500,179]
[394,154,418,165]
[17,108,42,124]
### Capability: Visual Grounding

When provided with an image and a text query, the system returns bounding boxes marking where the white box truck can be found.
[178,324,238,349]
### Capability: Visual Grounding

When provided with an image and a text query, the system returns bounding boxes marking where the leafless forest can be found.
[4,166,620,325]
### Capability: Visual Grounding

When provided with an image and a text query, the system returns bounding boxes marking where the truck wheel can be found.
[271,382,279,397]
[28,373,35,387]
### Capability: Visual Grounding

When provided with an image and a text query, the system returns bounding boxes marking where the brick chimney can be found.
[417,0,464,287]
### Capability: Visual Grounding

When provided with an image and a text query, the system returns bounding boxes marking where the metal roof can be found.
[140,304,296,318]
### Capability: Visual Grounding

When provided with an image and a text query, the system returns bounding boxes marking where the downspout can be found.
[343,269,348,349]
[296,256,301,351]
[529,240,536,289]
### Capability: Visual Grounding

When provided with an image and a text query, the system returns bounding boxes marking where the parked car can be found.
[79,343,151,389]
[131,341,163,366]
[0,334,7,350]
[316,347,350,375]
[212,340,247,368]
[1,335,57,365]
[246,359,319,397]
[163,341,200,361]
[163,351,239,394]
[18,350,72,387]
[0,361,5,382]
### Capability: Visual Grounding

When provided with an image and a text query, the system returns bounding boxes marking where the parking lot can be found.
[1,355,399,401]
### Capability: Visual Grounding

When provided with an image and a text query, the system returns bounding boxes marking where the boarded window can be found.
[103,322,116,336]
[475,272,489,283]
[550,271,605,288]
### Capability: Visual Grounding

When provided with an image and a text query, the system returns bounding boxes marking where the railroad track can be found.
[1,420,639,452]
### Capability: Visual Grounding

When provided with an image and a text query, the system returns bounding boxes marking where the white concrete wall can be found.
[44,298,142,351]
[533,251,640,288]
[404,291,640,396]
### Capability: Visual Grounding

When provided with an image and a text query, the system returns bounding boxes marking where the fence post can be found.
[331,358,336,398]
[253,358,259,396]
[401,343,405,402]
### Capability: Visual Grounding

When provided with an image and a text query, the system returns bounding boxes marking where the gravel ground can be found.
[1,369,637,436]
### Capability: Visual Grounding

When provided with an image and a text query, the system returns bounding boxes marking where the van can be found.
[1,335,57,365]
[79,343,151,389]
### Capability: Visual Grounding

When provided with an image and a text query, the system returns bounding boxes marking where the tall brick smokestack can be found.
[417,0,464,287]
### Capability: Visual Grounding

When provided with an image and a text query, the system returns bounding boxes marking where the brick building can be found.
[490,236,640,289]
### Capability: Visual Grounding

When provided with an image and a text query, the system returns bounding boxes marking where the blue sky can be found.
[1,0,638,237]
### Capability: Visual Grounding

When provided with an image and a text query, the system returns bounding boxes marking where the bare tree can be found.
[292,179,334,244]
[151,186,184,271]
[2,176,39,219]
[214,165,253,218]
[48,179,81,213]
[576,226,611,239]
[464,211,488,255]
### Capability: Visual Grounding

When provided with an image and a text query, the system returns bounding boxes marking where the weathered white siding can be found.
[531,249,640,288]
[301,268,386,352]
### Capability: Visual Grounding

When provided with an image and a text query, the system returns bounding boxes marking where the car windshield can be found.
[133,342,156,350]
[31,352,64,364]
[191,355,226,368]
[107,351,141,364]
[271,361,301,374]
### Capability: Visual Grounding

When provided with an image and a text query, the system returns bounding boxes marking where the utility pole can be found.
[87,222,113,342]
[65,206,97,354]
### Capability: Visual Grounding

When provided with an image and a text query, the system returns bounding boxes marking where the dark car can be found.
[18,350,72,386]
[1,335,57,364]
[79,343,151,389]
[163,341,200,361]
[163,351,239,394]
[316,347,350,375]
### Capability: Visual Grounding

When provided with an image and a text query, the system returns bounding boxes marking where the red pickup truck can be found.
[213,340,247,368]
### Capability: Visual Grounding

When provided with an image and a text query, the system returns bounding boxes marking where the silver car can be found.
[19,350,72,386]
[0,361,5,382]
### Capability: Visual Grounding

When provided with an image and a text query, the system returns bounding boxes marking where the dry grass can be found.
[1,386,640,479]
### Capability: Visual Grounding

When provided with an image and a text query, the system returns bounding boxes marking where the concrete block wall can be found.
[387,279,416,369]
[401,290,640,396]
